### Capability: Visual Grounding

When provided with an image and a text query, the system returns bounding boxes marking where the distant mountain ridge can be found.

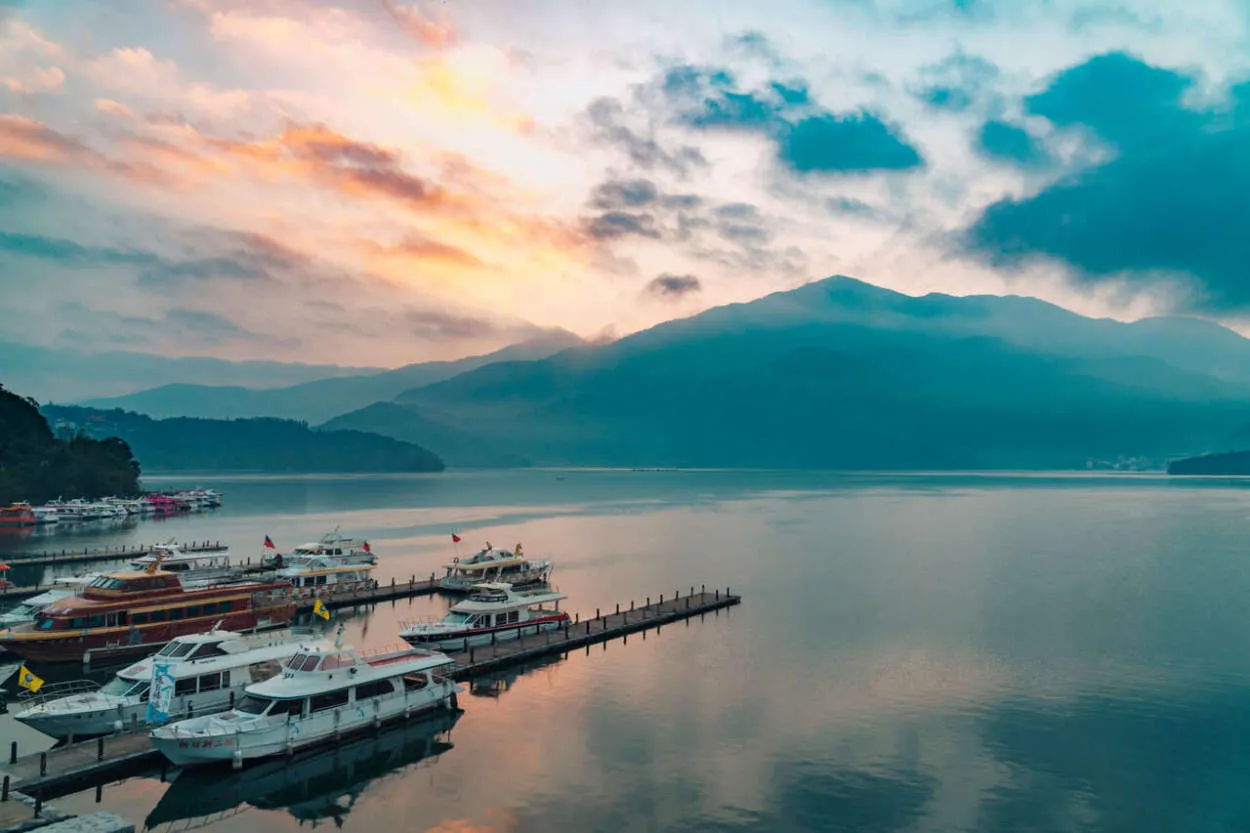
[355,276,1250,469]
[42,405,444,473]
[82,329,584,425]
[1,341,382,403]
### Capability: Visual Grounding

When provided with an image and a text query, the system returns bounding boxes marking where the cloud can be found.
[0,230,160,267]
[976,120,1051,168]
[777,112,924,173]
[964,51,1250,311]
[585,97,707,176]
[0,114,166,182]
[403,309,503,339]
[589,179,659,209]
[644,273,701,299]
[586,211,662,240]
[911,51,1000,113]
[381,0,457,48]
[380,233,484,266]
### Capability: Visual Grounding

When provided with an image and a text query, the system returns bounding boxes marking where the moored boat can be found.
[438,541,552,592]
[149,627,461,768]
[0,568,296,664]
[32,506,59,525]
[0,503,36,527]
[264,531,377,600]
[130,542,238,588]
[11,627,310,738]
[0,579,85,628]
[400,582,569,650]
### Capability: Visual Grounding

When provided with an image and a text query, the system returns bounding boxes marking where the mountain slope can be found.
[321,402,530,467]
[388,277,1250,468]
[81,330,584,424]
[1,341,380,403]
[42,405,444,473]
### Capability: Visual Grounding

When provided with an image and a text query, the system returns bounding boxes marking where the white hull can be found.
[15,685,249,739]
[151,680,460,767]
[404,620,563,651]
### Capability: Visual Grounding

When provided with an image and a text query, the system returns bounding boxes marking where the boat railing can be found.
[14,678,101,708]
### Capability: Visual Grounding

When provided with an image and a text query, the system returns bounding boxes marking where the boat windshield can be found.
[443,612,472,624]
[158,641,195,658]
[235,695,272,715]
[100,677,148,698]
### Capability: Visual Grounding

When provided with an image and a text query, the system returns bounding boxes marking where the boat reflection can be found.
[468,652,565,699]
[144,710,461,831]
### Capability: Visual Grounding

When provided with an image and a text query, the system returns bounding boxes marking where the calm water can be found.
[5,469,1250,832]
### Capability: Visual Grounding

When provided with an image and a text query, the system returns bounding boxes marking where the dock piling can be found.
[3,775,9,802]
[9,741,15,764]
[39,753,46,777]
[33,791,41,817]
[96,737,104,761]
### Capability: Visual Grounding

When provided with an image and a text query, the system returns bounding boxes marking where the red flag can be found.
[451,533,461,543]
[263,535,275,549]
[363,540,371,553]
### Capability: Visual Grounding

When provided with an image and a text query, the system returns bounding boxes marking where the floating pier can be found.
[0,586,740,805]
[0,543,227,569]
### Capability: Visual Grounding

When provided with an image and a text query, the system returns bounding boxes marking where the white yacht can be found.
[129,543,238,588]
[0,580,83,628]
[32,506,59,525]
[267,531,377,600]
[438,542,552,592]
[11,628,309,738]
[149,627,461,768]
[400,582,569,650]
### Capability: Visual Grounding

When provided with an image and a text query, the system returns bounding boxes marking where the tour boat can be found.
[144,711,459,830]
[265,531,377,600]
[399,582,569,650]
[32,506,59,525]
[0,569,297,664]
[11,627,311,738]
[129,543,238,588]
[438,542,552,592]
[0,503,36,527]
[149,627,461,768]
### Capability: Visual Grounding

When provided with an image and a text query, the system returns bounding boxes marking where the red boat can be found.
[0,569,296,664]
[0,503,36,527]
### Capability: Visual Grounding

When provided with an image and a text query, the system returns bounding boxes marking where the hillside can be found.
[381,277,1250,469]
[0,386,140,503]
[321,402,530,468]
[1168,451,1250,475]
[41,406,444,473]
[82,330,584,424]
[1,341,381,403]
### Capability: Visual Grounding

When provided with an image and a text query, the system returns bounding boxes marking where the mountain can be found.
[81,330,584,424]
[1168,451,1250,475]
[320,402,530,468]
[382,277,1250,469]
[0,386,140,503]
[1,341,381,403]
[41,405,444,473]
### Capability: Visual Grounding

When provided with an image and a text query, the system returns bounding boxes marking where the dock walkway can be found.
[0,587,740,800]
[0,543,227,569]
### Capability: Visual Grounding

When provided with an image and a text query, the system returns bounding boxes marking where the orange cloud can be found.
[383,0,457,48]
[0,114,171,184]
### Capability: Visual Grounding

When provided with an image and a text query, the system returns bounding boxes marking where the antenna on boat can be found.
[334,622,345,648]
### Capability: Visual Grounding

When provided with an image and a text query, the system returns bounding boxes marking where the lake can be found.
[4,469,1250,833]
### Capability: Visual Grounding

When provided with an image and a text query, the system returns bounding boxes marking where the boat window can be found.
[272,698,304,716]
[106,613,119,628]
[150,610,167,623]
[315,575,328,586]
[353,680,394,700]
[70,617,86,629]
[286,653,308,670]
[443,612,471,624]
[186,606,201,618]
[159,641,194,658]
[300,655,322,672]
[402,674,429,691]
[127,681,150,699]
[235,695,271,715]
[169,609,184,621]
[100,677,133,696]
[37,617,56,630]
[309,689,349,712]
[189,642,229,659]
[87,616,104,628]
[198,672,223,692]
[202,603,218,616]
[506,610,520,624]
[166,563,188,572]
[133,613,148,625]
[175,677,197,696]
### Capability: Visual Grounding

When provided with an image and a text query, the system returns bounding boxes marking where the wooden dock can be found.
[0,542,227,568]
[0,586,740,800]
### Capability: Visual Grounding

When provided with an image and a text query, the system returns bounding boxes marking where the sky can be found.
[1,0,1248,367]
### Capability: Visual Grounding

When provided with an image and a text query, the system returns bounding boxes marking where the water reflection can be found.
[144,711,461,831]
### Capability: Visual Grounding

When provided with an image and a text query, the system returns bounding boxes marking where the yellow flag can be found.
[313,599,330,620]
[18,665,43,694]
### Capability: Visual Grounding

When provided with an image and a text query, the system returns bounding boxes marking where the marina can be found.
[0,542,228,569]
[0,587,740,802]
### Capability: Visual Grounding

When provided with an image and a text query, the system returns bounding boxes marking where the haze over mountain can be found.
[1,341,382,404]
[323,276,1250,469]
[80,330,584,425]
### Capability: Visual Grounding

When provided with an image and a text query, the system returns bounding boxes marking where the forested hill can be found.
[41,406,445,473]
[0,385,140,503]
